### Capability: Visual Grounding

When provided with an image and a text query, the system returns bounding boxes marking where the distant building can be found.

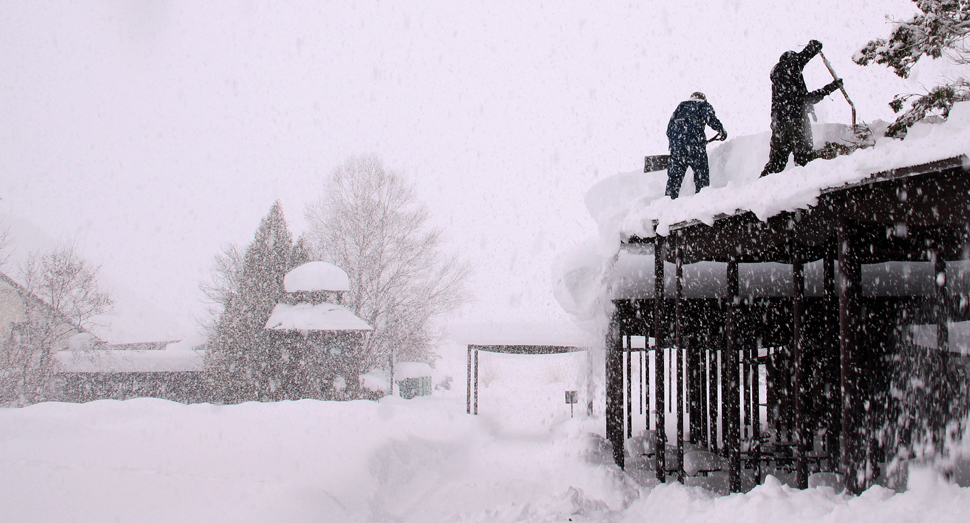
[264,261,374,399]
[54,340,206,403]
[1,271,202,404]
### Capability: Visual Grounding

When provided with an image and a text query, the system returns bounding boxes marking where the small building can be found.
[2,270,203,404]
[584,113,970,494]
[264,261,373,398]
[394,361,433,399]
[55,339,206,403]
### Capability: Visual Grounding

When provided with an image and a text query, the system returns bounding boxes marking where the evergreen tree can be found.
[206,201,296,403]
[855,0,970,137]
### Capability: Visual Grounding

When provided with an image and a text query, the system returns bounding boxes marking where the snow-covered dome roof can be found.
[284,261,350,293]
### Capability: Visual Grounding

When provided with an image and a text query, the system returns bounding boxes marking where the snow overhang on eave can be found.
[628,154,970,242]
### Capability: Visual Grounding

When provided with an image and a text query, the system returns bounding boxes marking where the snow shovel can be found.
[644,136,722,173]
[818,51,874,147]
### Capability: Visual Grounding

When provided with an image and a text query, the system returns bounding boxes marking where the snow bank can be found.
[284,261,351,292]
[1,396,968,522]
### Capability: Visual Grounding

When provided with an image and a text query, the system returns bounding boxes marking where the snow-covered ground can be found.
[2,340,968,523]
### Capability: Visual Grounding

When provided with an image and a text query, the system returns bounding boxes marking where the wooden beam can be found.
[467,345,472,414]
[606,304,625,469]
[824,243,840,464]
[473,348,479,415]
[725,257,742,493]
[675,237,685,483]
[935,250,949,351]
[839,216,864,494]
[654,236,667,482]
[627,335,633,439]
[793,242,808,488]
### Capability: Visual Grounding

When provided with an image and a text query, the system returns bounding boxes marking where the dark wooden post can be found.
[751,344,762,484]
[838,216,863,494]
[640,349,645,416]
[934,250,948,351]
[630,337,635,436]
[654,236,667,481]
[675,235,685,483]
[473,348,479,415]
[742,348,751,438]
[824,244,840,465]
[467,345,473,414]
[792,242,808,488]
[710,345,719,452]
[696,344,708,448]
[606,304,625,469]
[725,257,742,492]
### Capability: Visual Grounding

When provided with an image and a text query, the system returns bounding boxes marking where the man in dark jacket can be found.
[759,40,843,177]
[665,92,726,199]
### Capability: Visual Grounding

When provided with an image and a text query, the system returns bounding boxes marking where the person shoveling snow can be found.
[760,39,844,177]
[664,92,727,199]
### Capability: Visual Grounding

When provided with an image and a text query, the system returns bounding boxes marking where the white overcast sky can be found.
[1,0,934,340]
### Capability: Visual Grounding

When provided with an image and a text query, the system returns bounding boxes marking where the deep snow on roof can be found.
[264,302,372,332]
[284,261,351,293]
[55,344,203,373]
[587,102,970,255]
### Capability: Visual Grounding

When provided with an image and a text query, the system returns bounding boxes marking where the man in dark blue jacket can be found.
[665,92,726,199]
[759,40,842,177]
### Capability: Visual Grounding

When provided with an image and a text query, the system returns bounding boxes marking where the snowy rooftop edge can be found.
[589,102,970,256]
[55,347,204,374]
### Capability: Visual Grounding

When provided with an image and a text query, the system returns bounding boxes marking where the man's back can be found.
[667,100,721,148]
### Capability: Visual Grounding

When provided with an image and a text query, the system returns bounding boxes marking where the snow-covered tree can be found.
[305,155,469,385]
[855,0,970,137]
[0,245,112,406]
[205,201,299,403]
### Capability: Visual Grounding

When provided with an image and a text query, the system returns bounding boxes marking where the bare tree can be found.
[0,226,12,269]
[306,155,469,388]
[198,243,245,326]
[0,244,113,405]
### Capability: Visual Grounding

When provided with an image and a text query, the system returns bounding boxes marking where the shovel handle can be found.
[819,51,857,127]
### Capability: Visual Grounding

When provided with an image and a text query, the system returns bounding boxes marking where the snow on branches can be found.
[855,1,970,137]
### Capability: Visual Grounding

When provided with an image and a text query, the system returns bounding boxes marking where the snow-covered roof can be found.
[588,102,970,255]
[55,344,203,373]
[284,261,351,293]
[395,362,433,379]
[264,302,372,332]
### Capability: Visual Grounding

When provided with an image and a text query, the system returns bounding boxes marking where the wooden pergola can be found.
[606,156,970,494]
[466,344,587,415]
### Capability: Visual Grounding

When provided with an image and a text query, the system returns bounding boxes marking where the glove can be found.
[828,78,843,94]
[806,39,822,55]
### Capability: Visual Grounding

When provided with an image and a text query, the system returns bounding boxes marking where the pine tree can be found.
[206,201,295,403]
[855,0,970,137]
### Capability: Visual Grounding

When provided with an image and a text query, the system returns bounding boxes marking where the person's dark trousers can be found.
[665,145,709,199]
[760,119,815,177]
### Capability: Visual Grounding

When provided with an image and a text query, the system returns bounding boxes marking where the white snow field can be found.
[2,341,969,523]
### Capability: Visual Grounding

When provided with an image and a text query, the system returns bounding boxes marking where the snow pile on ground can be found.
[1,340,968,522]
[587,103,970,255]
